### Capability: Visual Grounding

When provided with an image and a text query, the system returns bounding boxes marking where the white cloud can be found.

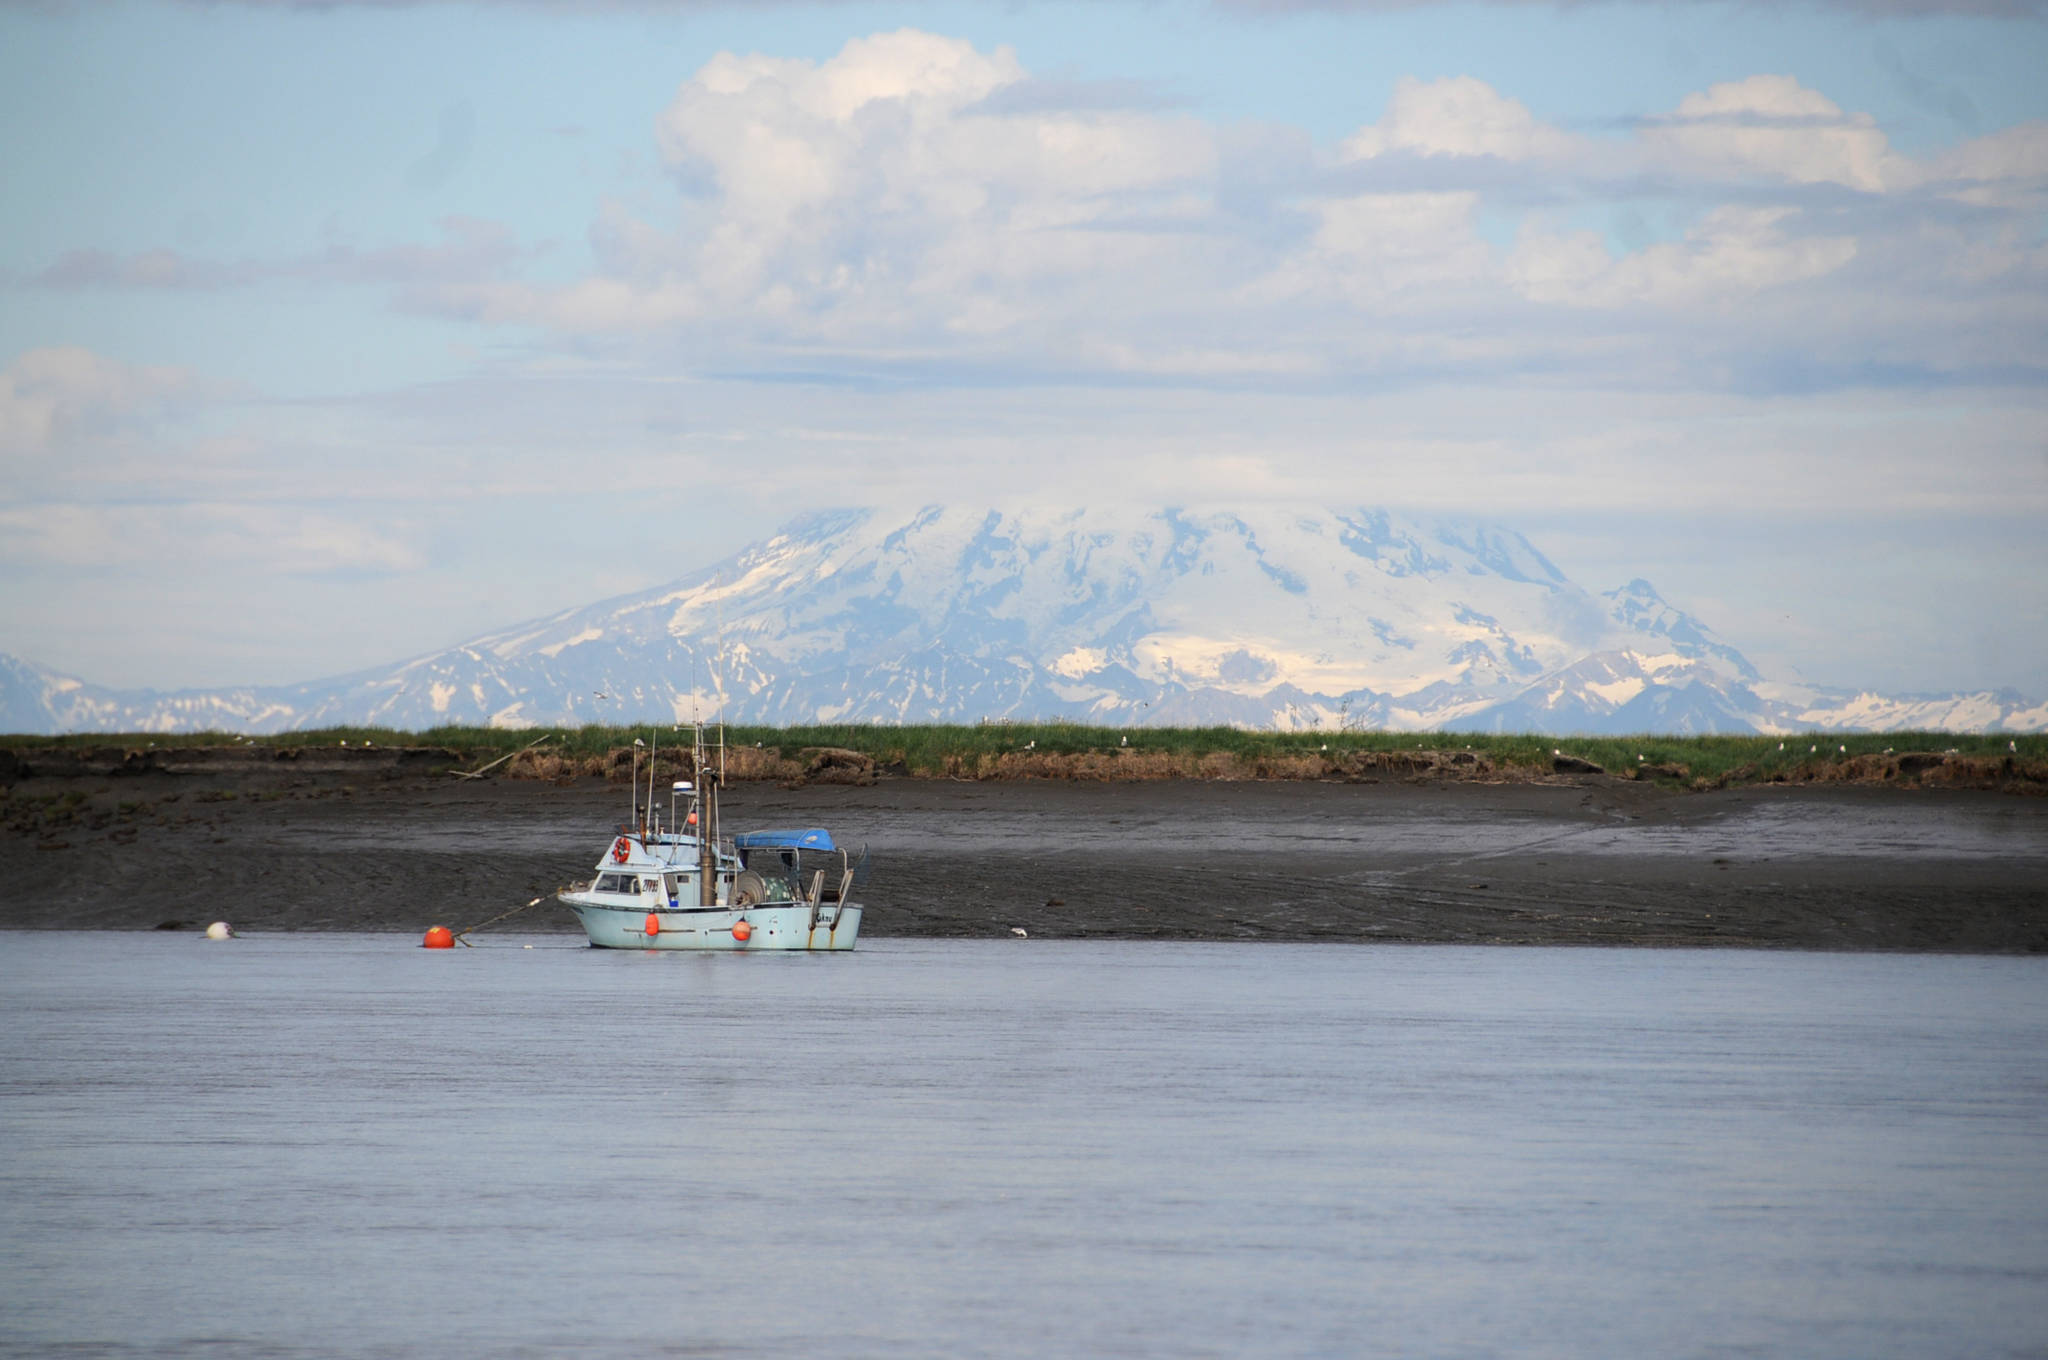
[1340,76,1578,162]
[489,27,1220,342]
[0,347,200,456]
[1251,190,1493,309]
[29,40,2045,396]
[1509,206,1858,308]
[1931,121,2048,184]
[1643,75,1907,191]
[0,502,425,574]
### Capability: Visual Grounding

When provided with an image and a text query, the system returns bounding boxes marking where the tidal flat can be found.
[3,761,2043,951]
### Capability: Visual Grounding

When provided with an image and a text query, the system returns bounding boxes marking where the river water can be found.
[3,934,2044,1358]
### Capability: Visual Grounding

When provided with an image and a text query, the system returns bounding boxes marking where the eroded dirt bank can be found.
[3,752,2043,951]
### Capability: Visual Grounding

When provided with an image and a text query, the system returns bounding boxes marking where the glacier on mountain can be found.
[1,506,2040,736]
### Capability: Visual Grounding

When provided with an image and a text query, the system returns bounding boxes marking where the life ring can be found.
[611,836,631,863]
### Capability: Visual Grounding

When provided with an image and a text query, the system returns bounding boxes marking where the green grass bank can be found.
[3,724,2043,790]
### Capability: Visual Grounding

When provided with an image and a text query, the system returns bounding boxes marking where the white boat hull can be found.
[561,894,863,951]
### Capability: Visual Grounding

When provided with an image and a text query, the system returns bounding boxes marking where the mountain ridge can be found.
[3,505,2042,736]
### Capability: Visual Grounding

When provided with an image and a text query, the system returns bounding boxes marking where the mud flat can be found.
[3,752,2044,951]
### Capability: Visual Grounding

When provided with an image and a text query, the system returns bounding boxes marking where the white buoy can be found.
[205,921,235,940]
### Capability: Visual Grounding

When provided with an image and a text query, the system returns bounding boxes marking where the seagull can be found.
[2012,740,2020,753]
[1810,745,1817,754]
[1838,744,1847,754]
[1011,927,1028,938]
[1024,740,1036,751]
[1320,743,1328,752]
[1638,754,1646,762]
[1120,735,1127,746]
[1778,742,1785,751]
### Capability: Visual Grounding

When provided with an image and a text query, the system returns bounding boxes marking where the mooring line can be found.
[455,896,545,945]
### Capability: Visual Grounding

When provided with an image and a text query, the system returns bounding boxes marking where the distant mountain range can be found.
[3,506,2043,736]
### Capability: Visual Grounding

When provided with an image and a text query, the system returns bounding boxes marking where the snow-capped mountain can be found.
[2,506,2042,736]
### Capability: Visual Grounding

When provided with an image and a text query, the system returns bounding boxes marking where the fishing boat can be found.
[557,726,866,950]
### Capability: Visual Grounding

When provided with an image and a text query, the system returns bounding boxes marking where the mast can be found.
[697,721,717,906]
[645,728,658,840]
[629,736,644,837]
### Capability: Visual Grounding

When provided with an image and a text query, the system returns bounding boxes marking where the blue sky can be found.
[2,0,2045,697]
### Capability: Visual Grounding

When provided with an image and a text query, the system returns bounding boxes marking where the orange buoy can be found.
[686,811,698,826]
[731,919,753,943]
[644,912,662,936]
[423,926,455,949]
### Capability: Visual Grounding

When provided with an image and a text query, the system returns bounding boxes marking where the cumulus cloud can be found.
[490,44,2032,380]
[457,29,1225,344]
[1341,76,1580,162]
[1643,75,1908,191]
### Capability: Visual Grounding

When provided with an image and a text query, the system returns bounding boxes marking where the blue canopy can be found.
[733,828,837,852]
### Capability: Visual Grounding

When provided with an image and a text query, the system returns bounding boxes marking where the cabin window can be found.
[596,873,631,893]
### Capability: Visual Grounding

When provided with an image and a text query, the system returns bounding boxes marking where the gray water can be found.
[2,935,2044,1359]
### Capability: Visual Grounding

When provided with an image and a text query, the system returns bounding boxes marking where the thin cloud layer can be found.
[56,0,2048,13]
[0,347,201,458]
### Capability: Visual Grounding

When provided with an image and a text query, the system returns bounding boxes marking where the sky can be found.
[1,0,2044,699]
